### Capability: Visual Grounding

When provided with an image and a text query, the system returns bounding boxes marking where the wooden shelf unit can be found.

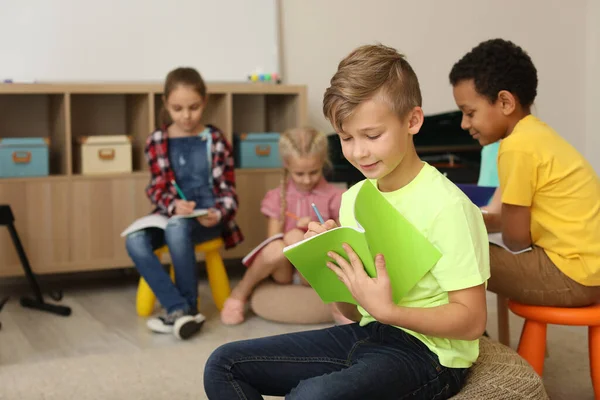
[0,83,306,277]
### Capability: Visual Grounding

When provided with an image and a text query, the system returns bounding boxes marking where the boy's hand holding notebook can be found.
[283,180,442,305]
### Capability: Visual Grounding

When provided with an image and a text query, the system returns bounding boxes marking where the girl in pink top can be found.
[221,127,348,325]
[261,176,342,234]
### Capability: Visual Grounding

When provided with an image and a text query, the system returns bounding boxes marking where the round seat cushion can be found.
[450,336,549,399]
[250,281,334,324]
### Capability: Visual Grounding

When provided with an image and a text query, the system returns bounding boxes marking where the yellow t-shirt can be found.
[339,163,490,368]
[498,115,600,286]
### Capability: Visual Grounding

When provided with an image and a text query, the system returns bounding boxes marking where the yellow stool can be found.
[135,237,231,316]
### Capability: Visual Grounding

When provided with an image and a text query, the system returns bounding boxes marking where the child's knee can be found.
[205,342,238,376]
[125,231,152,257]
[284,229,305,245]
[261,248,283,265]
[164,218,192,239]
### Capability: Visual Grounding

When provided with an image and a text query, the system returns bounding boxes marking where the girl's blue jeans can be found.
[204,322,469,399]
[125,217,221,314]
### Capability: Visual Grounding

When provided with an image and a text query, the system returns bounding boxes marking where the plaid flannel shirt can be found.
[144,124,244,249]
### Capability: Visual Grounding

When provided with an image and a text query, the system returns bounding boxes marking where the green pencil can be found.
[171,180,187,200]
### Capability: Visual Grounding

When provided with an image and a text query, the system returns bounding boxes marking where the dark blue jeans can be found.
[204,322,469,400]
[125,217,221,314]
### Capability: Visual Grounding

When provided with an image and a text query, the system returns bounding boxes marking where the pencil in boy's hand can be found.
[285,211,300,221]
[311,203,325,224]
[171,179,188,201]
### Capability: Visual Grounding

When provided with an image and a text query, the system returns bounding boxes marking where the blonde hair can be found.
[278,127,331,230]
[323,44,422,133]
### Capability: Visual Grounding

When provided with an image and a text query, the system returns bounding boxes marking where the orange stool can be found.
[508,300,600,398]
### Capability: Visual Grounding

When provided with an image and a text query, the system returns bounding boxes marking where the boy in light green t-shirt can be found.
[338,163,489,368]
[204,44,489,399]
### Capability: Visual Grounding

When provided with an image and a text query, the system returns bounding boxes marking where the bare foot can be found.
[220,297,246,325]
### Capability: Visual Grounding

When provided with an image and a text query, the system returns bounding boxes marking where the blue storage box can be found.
[0,138,50,178]
[236,132,281,168]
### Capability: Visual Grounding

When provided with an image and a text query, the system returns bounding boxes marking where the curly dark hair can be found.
[449,39,538,108]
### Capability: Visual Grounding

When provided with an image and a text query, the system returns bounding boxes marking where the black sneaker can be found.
[174,312,206,340]
[147,309,186,334]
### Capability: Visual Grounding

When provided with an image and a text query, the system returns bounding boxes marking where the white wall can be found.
[586,0,600,173]
[0,0,279,82]
[281,0,588,155]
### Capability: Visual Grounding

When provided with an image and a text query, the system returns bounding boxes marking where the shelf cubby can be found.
[70,94,151,173]
[232,93,304,135]
[0,94,68,175]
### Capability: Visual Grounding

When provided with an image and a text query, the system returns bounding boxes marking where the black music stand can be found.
[0,205,71,324]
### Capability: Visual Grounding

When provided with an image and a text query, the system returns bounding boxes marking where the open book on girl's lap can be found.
[283,180,442,305]
[120,209,208,237]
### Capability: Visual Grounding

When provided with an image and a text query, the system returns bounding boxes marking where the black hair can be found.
[449,39,538,108]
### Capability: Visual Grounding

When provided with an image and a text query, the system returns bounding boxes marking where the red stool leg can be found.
[588,326,600,399]
[517,319,547,376]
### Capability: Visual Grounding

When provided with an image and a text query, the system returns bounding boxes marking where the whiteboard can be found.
[0,0,279,82]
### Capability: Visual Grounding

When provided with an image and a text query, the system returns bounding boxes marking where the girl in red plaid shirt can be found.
[125,67,243,340]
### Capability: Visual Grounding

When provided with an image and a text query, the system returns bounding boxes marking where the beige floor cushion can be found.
[250,281,334,324]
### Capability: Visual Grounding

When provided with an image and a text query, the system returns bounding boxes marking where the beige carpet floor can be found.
[0,276,595,399]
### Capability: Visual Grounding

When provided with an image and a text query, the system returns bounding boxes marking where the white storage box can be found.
[77,135,132,175]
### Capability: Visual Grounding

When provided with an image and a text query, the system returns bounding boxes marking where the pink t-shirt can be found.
[260,178,345,233]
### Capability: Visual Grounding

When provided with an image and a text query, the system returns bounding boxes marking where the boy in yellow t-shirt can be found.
[450,38,600,306]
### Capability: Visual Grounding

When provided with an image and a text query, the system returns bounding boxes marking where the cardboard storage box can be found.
[78,135,132,175]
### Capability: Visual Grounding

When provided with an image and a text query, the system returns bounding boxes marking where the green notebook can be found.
[283,180,442,305]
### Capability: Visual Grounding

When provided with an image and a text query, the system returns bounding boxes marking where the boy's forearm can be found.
[488,188,502,213]
[335,302,362,322]
[483,212,502,233]
[376,303,486,341]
